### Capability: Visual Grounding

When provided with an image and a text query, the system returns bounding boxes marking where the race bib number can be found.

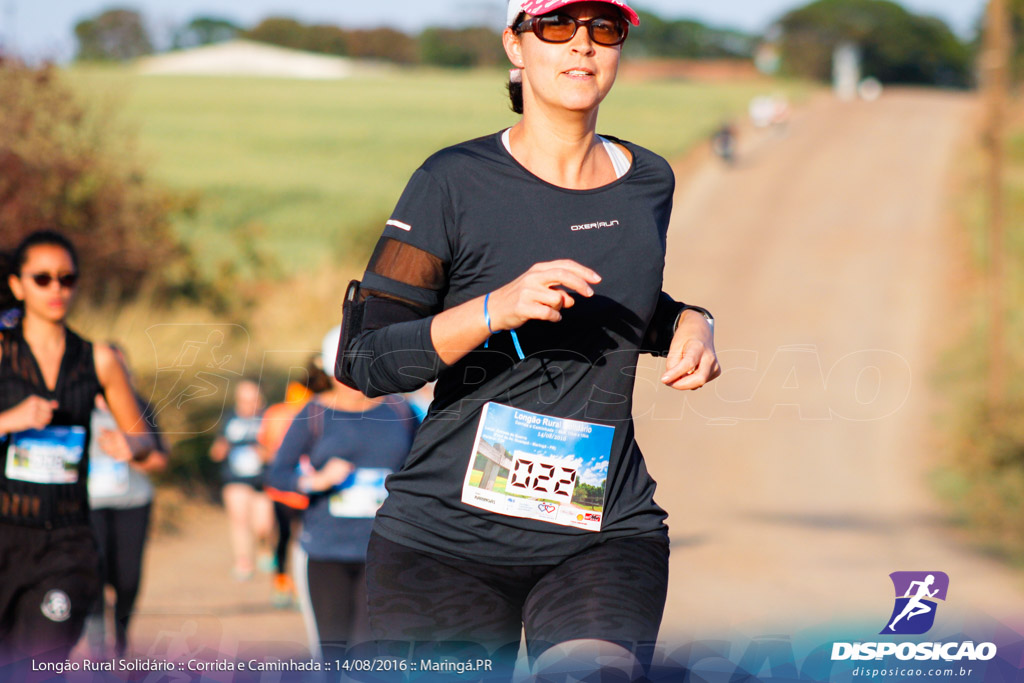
[88,453,130,497]
[228,446,262,478]
[461,403,615,532]
[329,468,392,518]
[5,427,87,485]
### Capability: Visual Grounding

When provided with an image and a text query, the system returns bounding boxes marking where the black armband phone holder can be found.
[336,279,436,387]
[336,280,365,385]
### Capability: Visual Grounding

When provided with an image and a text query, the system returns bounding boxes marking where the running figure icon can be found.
[888,574,938,631]
[881,571,949,635]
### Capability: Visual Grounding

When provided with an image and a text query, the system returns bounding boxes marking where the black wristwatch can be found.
[674,305,714,334]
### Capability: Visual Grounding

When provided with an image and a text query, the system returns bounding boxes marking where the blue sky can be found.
[2,0,985,62]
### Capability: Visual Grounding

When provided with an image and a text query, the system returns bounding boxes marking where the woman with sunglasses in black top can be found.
[336,0,720,677]
[0,230,157,667]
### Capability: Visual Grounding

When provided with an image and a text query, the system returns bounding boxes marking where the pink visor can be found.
[507,0,641,27]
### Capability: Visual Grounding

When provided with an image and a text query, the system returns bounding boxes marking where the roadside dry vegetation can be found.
[934,101,1024,562]
[0,57,189,303]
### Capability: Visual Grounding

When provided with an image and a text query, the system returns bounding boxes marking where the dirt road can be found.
[128,89,1022,662]
[128,499,310,661]
[634,89,1024,640]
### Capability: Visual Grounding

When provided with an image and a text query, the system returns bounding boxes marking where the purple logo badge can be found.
[880,571,949,635]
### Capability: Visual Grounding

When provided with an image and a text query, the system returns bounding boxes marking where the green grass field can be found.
[64,65,807,275]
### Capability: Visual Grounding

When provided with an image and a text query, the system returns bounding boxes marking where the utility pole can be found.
[982,0,1011,409]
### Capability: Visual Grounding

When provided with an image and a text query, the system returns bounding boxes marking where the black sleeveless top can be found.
[0,324,101,528]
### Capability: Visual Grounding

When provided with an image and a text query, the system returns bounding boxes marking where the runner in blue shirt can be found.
[209,380,274,580]
[266,327,416,664]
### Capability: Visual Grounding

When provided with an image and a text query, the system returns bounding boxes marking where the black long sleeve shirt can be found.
[341,131,685,564]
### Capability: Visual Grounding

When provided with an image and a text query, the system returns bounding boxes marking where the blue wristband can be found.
[482,292,525,360]
[484,293,495,334]
[509,329,525,360]
[484,293,492,349]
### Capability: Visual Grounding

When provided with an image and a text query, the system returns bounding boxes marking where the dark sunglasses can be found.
[515,13,628,47]
[25,272,79,289]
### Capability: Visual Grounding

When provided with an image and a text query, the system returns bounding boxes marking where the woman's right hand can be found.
[0,395,58,433]
[487,260,602,331]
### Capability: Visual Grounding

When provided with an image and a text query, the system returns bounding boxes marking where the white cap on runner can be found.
[322,325,341,377]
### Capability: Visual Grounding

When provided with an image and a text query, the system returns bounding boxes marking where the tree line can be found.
[71,1,1019,89]
[776,0,973,88]
[73,8,755,68]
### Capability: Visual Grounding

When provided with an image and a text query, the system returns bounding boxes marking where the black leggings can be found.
[306,558,369,664]
[365,532,669,675]
[89,504,151,656]
[273,502,300,574]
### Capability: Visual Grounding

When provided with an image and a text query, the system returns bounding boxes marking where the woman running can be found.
[84,344,168,658]
[260,354,333,608]
[266,327,416,664]
[209,379,274,580]
[336,0,720,677]
[0,230,155,665]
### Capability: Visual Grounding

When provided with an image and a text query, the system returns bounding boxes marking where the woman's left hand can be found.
[660,309,721,390]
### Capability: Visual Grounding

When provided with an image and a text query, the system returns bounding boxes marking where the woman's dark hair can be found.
[0,251,14,312]
[508,12,526,115]
[306,353,333,393]
[507,78,524,115]
[2,230,79,314]
[12,230,79,276]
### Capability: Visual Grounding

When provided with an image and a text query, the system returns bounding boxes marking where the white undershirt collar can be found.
[501,128,631,180]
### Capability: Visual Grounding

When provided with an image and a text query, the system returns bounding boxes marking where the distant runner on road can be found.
[209,380,273,580]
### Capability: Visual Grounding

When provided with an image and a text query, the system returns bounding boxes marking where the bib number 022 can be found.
[506,453,577,504]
